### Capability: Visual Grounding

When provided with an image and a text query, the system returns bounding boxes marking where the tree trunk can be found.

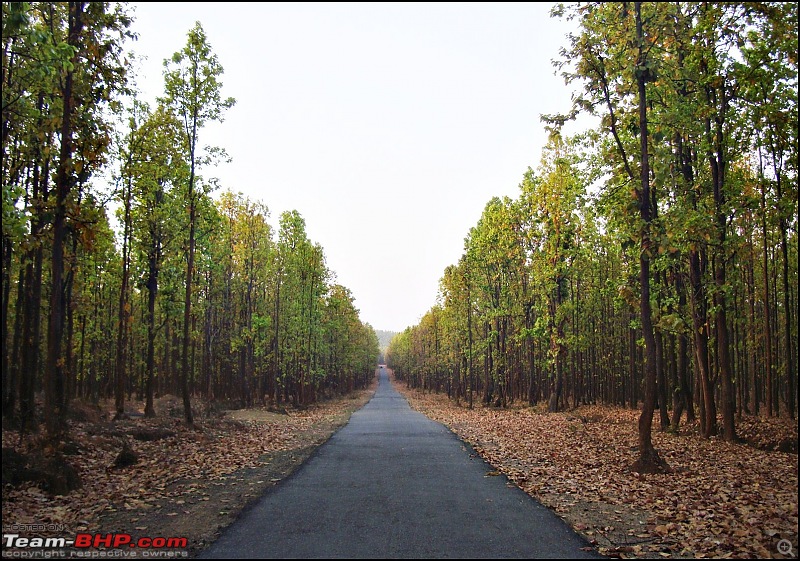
[676,272,695,425]
[181,167,196,426]
[114,173,132,420]
[1,233,11,414]
[144,243,159,418]
[691,248,716,436]
[4,266,24,419]
[776,172,795,420]
[270,272,281,404]
[18,98,49,431]
[45,1,84,440]
[631,2,668,473]
[707,82,736,442]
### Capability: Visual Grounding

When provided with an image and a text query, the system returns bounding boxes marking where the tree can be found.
[43,1,133,438]
[129,104,187,417]
[161,21,235,425]
[112,98,148,420]
[520,133,583,412]
[554,0,669,472]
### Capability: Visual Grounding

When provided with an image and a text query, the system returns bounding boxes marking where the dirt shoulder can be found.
[2,380,377,558]
[391,374,798,559]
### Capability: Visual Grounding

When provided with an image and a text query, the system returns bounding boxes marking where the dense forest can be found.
[387,2,797,472]
[1,2,380,439]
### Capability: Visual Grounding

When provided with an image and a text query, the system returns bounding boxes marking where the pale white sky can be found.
[126,2,582,333]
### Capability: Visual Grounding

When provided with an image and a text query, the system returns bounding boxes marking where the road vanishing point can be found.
[199,368,602,559]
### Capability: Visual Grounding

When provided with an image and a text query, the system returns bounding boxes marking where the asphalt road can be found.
[199,368,602,559]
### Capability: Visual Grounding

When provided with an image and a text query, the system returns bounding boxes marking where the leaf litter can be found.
[394,379,798,559]
[2,383,376,557]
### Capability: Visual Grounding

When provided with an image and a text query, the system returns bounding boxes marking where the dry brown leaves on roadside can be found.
[1,389,373,543]
[396,383,798,559]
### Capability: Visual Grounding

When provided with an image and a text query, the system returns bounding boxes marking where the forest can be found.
[1,2,797,558]
[387,2,798,473]
[1,2,380,439]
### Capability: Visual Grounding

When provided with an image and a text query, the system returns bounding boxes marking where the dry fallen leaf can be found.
[396,381,799,559]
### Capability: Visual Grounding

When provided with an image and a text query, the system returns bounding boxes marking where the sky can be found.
[125,2,584,333]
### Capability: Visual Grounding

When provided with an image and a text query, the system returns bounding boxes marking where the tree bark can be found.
[180,131,197,426]
[45,1,84,440]
[631,2,668,473]
[706,78,736,442]
[144,237,160,418]
[114,169,133,420]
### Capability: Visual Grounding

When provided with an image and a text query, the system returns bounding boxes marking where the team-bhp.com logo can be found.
[3,533,188,557]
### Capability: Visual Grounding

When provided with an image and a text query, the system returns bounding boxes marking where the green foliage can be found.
[394,2,797,425]
[160,21,236,140]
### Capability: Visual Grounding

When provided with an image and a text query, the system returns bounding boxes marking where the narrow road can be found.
[199,368,601,559]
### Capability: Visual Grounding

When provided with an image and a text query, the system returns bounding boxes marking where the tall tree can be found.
[630,1,665,469]
[112,99,146,420]
[161,21,235,425]
[129,104,186,417]
[554,1,669,471]
[44,1,132,438]
[520,133,582,412]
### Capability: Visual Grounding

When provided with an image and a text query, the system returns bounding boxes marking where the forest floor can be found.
[392,376,798,559]
[1,379,377,558]
[2,373,797,559]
